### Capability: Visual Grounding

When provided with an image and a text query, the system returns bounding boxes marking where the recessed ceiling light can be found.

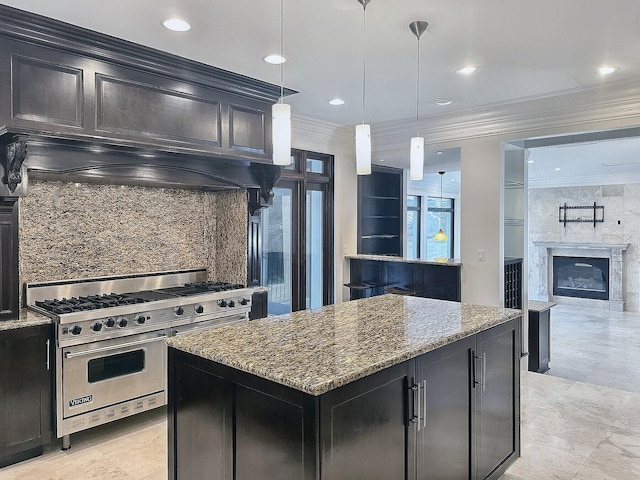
[379,158,385,162]
[593,66,619,76]
[455,66,477,76]
[528,159,535,164]
[328,98,345,106]
[264,54,286,65]
[435,151,443,155]
[449,177,456,182]
[435,99,453,106]
[162,18,191,32]
[554,167,562,171]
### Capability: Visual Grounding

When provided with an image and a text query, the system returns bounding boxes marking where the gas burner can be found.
[155,281,246,297]
[35,293,147,313]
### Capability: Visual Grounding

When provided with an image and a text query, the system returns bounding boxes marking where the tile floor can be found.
[1,306,638,479]
[544,304,640,393]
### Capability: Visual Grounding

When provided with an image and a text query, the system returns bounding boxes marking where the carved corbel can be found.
[2,135,28,193]
[248,163,282,215]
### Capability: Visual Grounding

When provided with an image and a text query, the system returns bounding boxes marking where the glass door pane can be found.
[306,189,323,309]
[261,186,293,314]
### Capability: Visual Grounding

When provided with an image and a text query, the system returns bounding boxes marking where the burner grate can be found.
[35,294,148,313]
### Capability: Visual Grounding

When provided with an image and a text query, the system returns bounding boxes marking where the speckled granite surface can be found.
[528,300,557,312]
[347,254,462,266]
[0,309,51,331]
[167,295,522,396]
[18,181,247,302]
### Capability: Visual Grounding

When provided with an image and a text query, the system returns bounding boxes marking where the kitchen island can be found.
[167,295,522,480]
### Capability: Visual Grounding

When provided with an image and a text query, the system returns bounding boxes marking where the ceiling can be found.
[2,0,639,184]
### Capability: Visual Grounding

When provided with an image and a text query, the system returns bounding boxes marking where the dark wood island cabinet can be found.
[167,295,521,480]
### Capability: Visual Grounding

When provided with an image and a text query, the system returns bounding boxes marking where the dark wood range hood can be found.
[0,5,294,198]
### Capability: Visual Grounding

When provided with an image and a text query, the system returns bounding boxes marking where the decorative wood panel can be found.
[11,55,82,127]
[229,104,266,154]
[0,199,18,319]
[96,75,221,146]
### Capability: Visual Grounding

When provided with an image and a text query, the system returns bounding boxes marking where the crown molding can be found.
[372,79,640,162]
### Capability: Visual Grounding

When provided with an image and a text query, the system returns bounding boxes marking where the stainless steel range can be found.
[26,268,253,449]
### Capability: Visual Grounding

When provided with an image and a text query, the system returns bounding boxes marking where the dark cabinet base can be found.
[0,325,52,468]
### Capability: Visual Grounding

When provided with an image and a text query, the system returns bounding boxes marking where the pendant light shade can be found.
[356,124,371,175]
[409,136,424,180]
[434,228,448,241]
[272,0,291,166]
[355,0,372,175]
[408,20,428,181]
[434,170,449,242]
[272,102,291,165]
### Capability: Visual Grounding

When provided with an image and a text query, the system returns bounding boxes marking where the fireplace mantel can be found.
[533,241,630,252]
[533,241,630,311]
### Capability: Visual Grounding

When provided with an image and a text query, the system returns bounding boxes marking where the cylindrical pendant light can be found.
[409,20,428,181]
[356,124,371,174]
[409,136,424,180]
[272,0,291,166]
[355,0,372,175]
[272,102,291,165]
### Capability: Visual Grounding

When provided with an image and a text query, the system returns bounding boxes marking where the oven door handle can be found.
[64,334,167,359]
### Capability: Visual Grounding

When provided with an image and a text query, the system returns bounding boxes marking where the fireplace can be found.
[553,256,609,300]
[533,242,629,311]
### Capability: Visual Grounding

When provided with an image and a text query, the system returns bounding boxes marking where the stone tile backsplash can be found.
[18,181,247,296]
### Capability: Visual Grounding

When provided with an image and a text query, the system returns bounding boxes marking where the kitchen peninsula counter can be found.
[168,295,522,479]
[0,308,51,331]
[346,254,462,301]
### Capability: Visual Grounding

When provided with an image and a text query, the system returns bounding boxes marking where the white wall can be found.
[371,80,640,308]
[291,81,640,308]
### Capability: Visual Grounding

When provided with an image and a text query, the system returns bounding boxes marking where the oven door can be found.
[61,330,167,419]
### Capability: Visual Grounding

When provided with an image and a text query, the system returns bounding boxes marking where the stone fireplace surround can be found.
[533,241,629,311]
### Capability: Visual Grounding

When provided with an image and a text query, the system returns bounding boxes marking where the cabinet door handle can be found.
[473,352,486,391]
[422,380,427,429]
[482,352,487,392]
[416,382,421,431]
[409,382,420,428]
[46,339,50,371]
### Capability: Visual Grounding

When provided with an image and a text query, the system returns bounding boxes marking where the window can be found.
[260,150,334,313]
[427,197,454,260]
[406,195,421,259]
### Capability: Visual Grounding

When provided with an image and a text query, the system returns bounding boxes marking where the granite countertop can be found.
[167,295,521,396]
[346,254,462,266]
[528,300,557,312]
[0,308,51,331]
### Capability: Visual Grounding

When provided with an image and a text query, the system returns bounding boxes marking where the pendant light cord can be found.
[361,4,367,125]
[279,0,284,104]
[416,36,420,136]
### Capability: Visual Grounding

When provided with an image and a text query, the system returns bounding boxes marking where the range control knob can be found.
[105,317,116,328]
[218,299,227,308]
[194,304,204,314]
[70,325,82,335]
[228,300,235,308]
[117,317,128,328]
[91,322,103,332]
[239,298,249,306]
[134,314,146,325]
[174,306,184,316]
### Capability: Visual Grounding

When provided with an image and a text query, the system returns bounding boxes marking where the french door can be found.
[260,151,333,314]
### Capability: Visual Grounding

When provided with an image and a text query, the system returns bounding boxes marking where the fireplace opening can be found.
[553,256,609,300]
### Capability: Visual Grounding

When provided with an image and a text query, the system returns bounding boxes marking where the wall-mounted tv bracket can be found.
[558,202,604,228]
